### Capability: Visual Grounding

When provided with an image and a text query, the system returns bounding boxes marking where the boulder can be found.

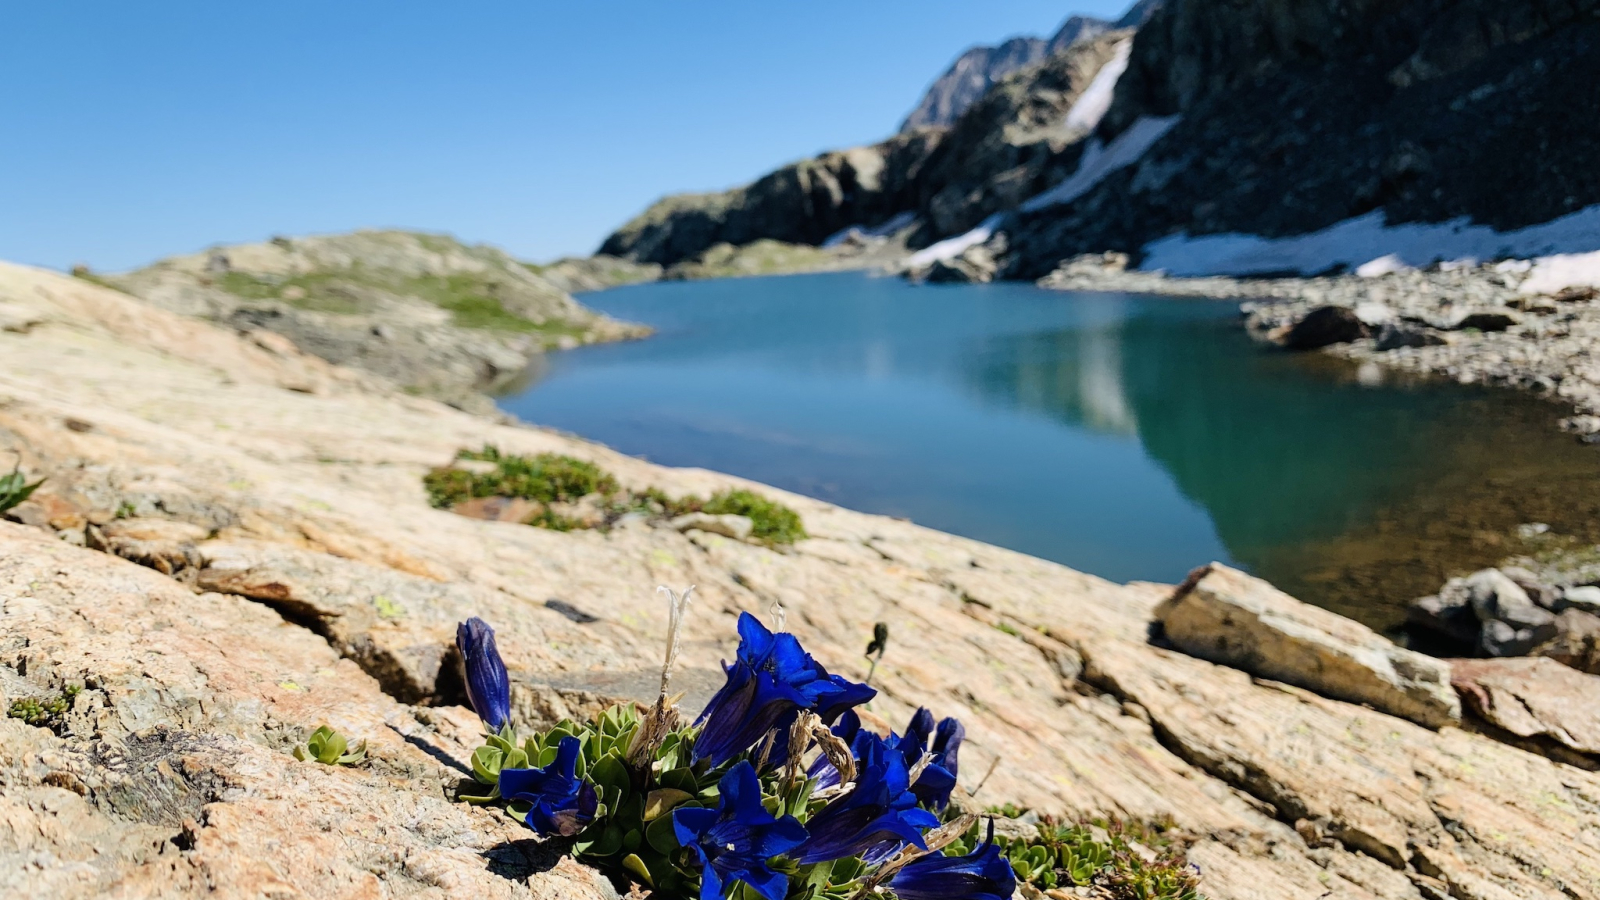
[668,512,755,541]
[1155,563,1461,727]
[1406,591,1479,647]
[1442,310,1520,332]
[1352,302,1396,326]
[1373,322,1446,351]
[1558,584,1600,614]
[1500,565,1559,610]
[1554,285,1600,303]
[1451,657,1600,758]
[1461,568,1559,656]
[919,255,995,284]
[1282,306,1367,350]
[1539,608,1600,675]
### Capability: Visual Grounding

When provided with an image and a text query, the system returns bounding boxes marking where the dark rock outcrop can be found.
[909,30,1135,238]
[1281,305,1368,350]
[1000,0,1600,278]
[597,132,942,267]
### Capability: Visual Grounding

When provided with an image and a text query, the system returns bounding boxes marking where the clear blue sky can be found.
[1,1,1129,272]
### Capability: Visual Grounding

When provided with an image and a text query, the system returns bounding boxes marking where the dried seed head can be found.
[809,717,856,787]
[627,695,681,768]
[907,748,936,786]
[782,711,819,792]
[655,585,695,701]
[753,728,779,773]
[627,586,695,768]
[921,813,979,854]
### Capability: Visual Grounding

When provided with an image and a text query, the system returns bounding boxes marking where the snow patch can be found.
[822,211,918,248]
[906,214,1005,268]
[1140,203,1600,288]
[1521,250,1600,295]
[1355,254,1412,278]
[1063,39,1132,133]
[1022,115,1180,212]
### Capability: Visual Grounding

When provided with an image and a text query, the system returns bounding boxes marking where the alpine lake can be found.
[499,271,1600,635]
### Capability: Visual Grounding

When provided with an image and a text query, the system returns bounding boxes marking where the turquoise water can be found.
[500,272,1600,631]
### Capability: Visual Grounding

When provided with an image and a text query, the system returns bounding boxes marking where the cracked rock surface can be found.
[4,260,1600,898]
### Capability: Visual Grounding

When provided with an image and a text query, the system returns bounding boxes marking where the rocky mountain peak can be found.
[896,8,1150,133]
[899,36,1053,133]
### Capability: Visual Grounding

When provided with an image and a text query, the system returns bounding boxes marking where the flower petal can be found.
[456,617,511,731]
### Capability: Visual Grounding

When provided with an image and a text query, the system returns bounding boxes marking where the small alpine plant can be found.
[455,589,1203,899]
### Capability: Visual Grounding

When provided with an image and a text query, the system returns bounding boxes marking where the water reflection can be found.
[967,311,1600,631]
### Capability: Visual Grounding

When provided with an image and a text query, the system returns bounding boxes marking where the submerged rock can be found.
[1155,563,1460,728]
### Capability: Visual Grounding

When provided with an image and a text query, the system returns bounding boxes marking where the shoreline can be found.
[1037,254,1600,439]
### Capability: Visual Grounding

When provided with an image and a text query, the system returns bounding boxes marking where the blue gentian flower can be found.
[812,672,877,723]
[891,708,961,809]
[456,617,511,732]
[693,612,874,766]
[903,707,936,750]
[888,819,1016,900]
[934,716,965,779]
[498,736,598,836]
[672,761,808,900]
[792,736,939,864]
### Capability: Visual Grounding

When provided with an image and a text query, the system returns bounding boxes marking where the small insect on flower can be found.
[791,734,939,864]
[499,736,599,837]
[671,761,807,900]
[456,617,511,733]
[888,819,1017,900]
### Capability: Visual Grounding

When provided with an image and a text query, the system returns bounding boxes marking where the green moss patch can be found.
[424,447,805,545]
[701,488,807,544]
[425,446,618,508]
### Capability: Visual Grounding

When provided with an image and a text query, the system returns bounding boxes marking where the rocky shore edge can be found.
[1037,253,1600,439]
